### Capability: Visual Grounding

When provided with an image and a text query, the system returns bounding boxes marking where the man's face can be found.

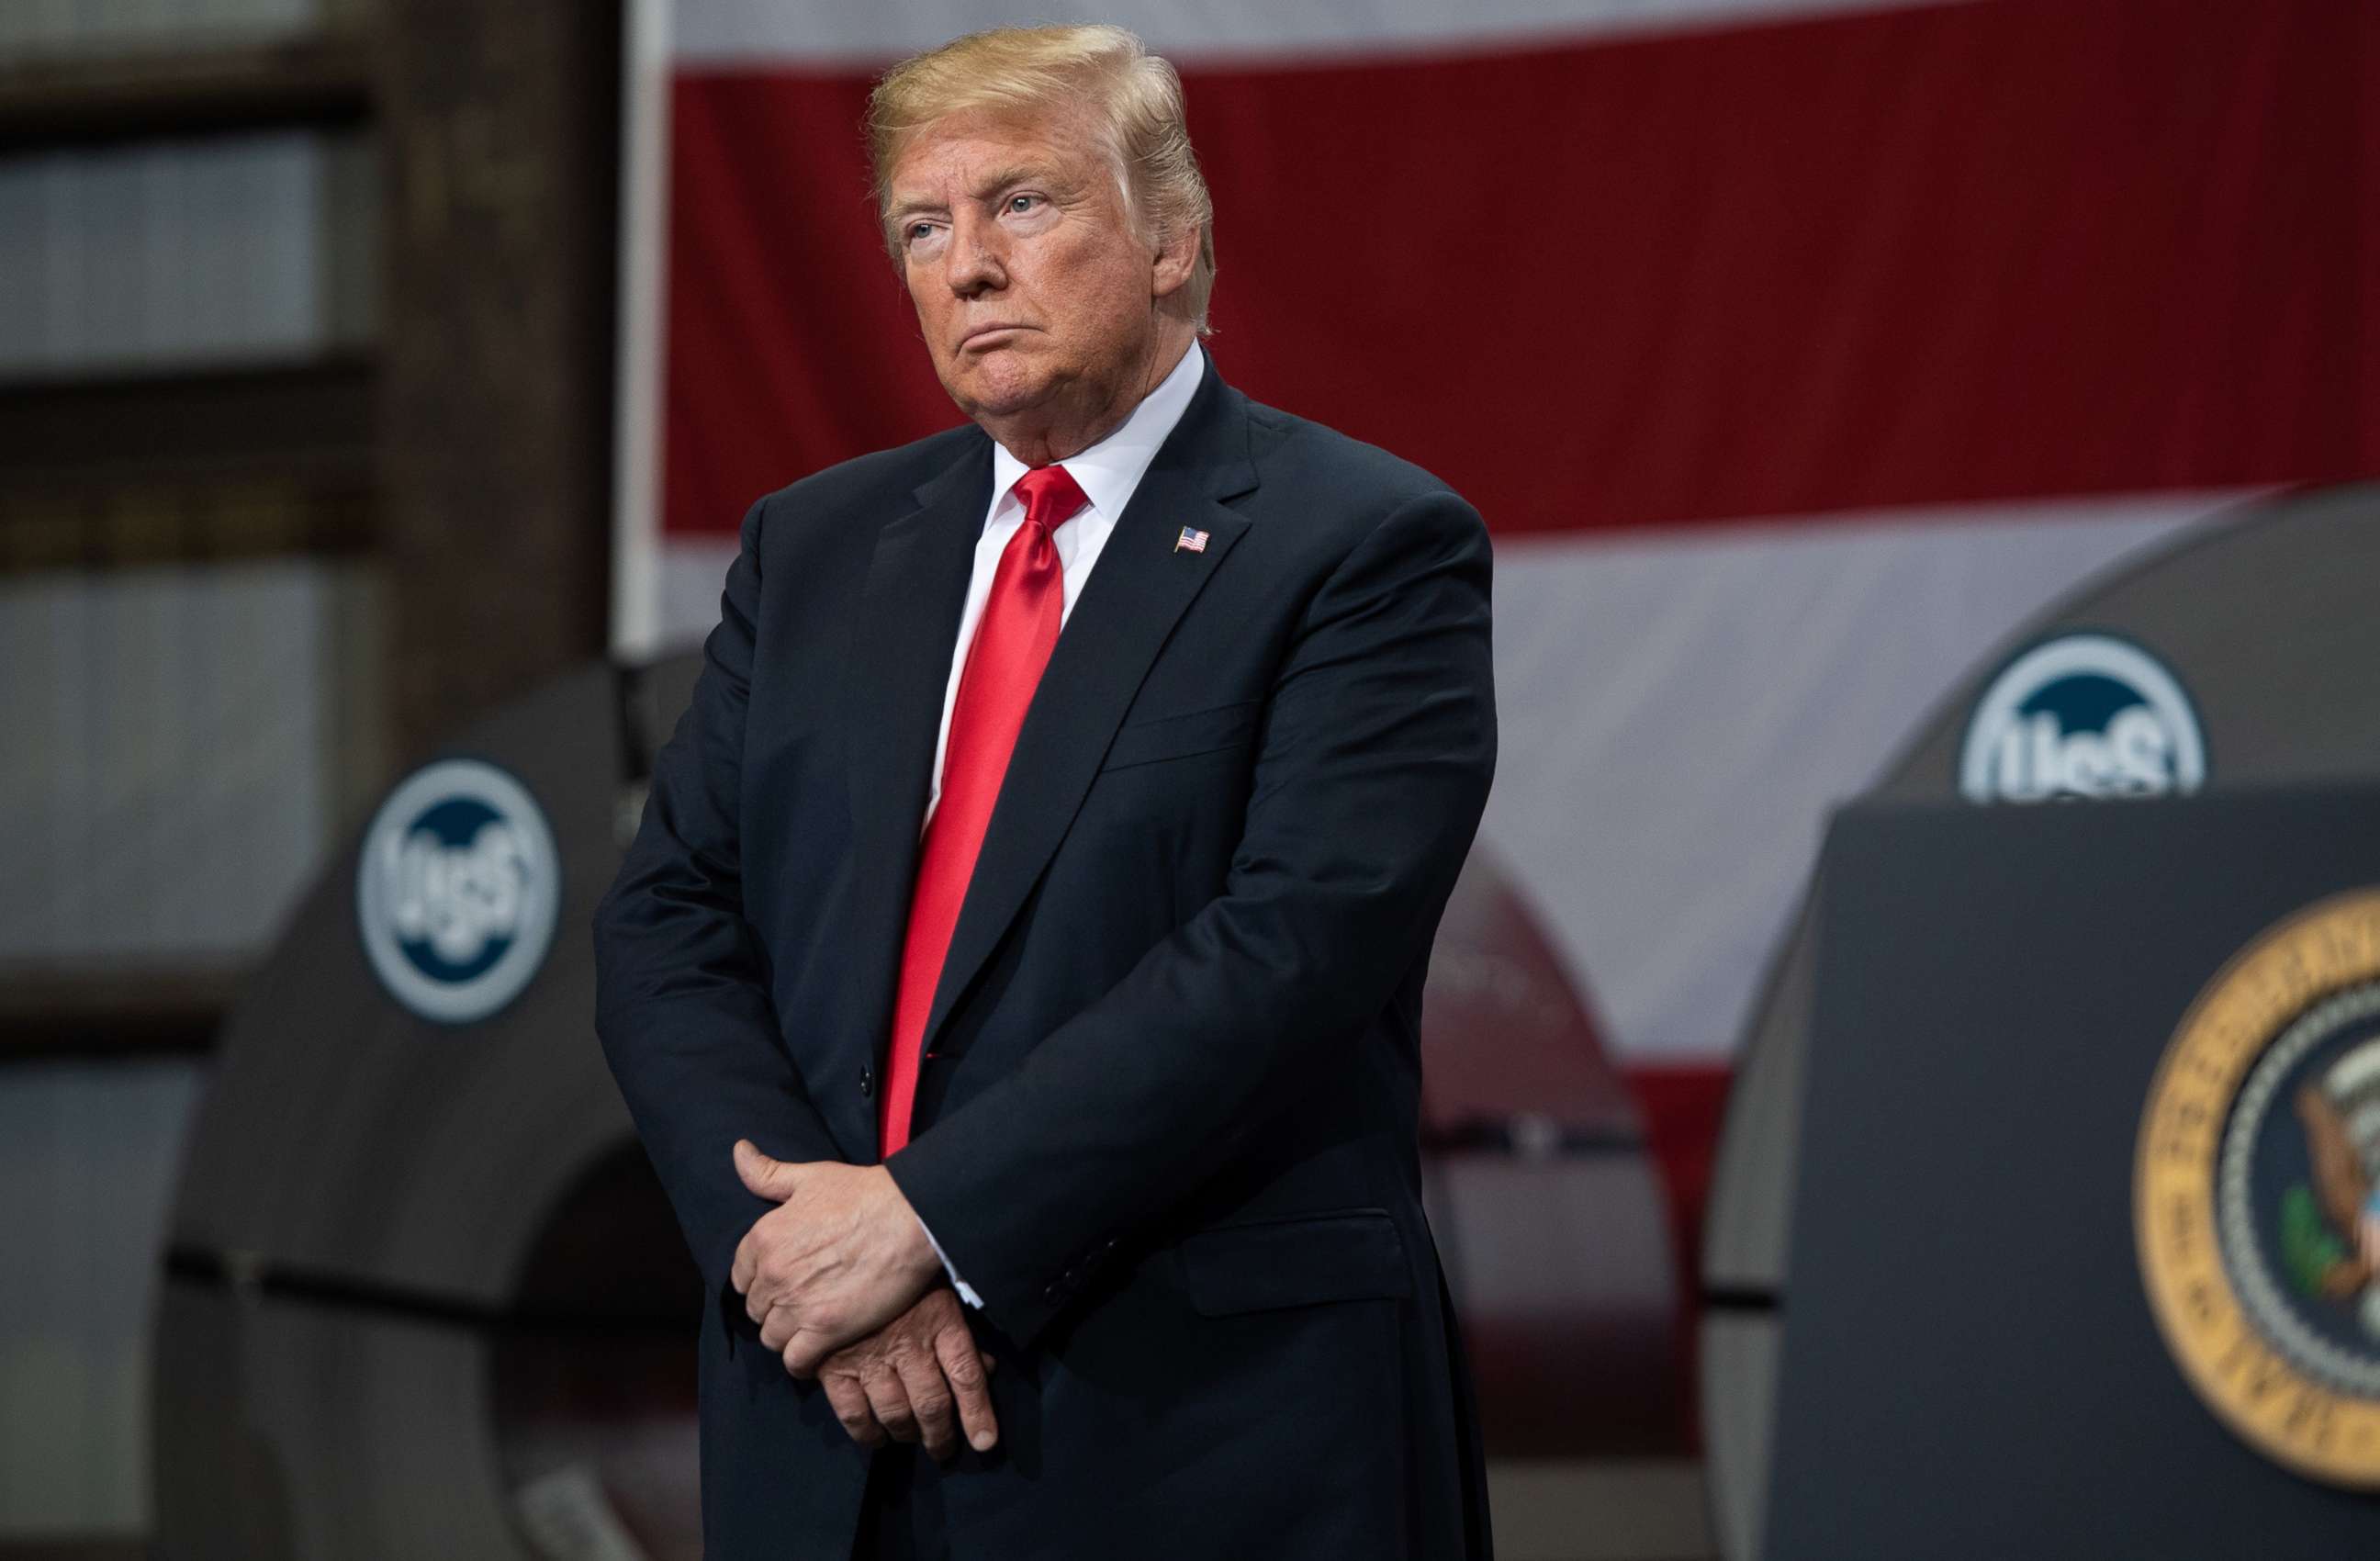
[886,107,1171,425]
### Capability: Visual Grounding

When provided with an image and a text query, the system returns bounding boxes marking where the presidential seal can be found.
[2137,890,2380,1488]
[356,757,561,1025]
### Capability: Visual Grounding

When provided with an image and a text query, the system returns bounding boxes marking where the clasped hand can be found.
[728,1140,939,1372]
[728,1140,998,1456]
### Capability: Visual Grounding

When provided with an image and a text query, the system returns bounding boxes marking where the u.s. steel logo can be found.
[355,757,559,1025]
[1959,632,2206,803]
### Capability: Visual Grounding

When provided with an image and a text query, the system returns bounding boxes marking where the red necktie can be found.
[879,464,1090,1153]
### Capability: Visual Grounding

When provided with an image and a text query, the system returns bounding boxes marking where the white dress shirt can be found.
[909,340,1207,1306]
[921,339,1207,826]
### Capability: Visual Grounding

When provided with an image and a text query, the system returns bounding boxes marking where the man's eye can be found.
[1006,194,1039,214]
[906,221,936,244]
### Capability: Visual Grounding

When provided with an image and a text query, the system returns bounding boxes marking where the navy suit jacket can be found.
[592,354,1498,1558]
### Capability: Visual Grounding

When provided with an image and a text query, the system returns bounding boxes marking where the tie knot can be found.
[1011,464,1089,533]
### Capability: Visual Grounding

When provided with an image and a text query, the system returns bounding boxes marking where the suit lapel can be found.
[840,438,990,1156]
[920,365,1261,1059]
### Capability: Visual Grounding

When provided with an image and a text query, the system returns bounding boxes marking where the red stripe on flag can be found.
[663,0,2374,539]
[1623,1061,1734,1286]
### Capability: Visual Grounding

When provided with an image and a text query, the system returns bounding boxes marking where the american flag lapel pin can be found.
[1174,525,1210,555]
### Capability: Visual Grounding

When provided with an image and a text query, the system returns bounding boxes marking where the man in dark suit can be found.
[592,22,1497,1559]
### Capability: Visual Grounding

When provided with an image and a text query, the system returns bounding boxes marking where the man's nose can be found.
[944,211,1005,296]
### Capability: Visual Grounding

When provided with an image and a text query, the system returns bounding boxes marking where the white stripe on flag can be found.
[1473,491,2248,1062]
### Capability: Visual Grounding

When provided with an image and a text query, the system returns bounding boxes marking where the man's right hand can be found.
[816,1286,998,1460]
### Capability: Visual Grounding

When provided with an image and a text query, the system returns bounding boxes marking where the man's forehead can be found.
[889,105,1102,196]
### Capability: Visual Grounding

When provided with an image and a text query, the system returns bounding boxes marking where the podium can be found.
[1765,784,2380,1557]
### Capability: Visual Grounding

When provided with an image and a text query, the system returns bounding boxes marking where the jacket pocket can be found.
[1179,1207,1413,1317]
[1098,699,1261,771]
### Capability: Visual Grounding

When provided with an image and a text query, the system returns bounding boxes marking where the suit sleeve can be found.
[885,487,1497,1345]
[590,494,845,1327]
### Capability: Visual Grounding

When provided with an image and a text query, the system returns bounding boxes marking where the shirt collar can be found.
[987,342,1207,525]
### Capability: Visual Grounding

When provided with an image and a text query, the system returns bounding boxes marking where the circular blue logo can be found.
[1959,633,2206,803]
[356,758,559,1024]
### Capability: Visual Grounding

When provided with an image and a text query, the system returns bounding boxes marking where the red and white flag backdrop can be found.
[617,0,2378,1262]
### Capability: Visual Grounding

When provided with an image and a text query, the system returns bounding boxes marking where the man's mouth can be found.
[960,323,1029,350]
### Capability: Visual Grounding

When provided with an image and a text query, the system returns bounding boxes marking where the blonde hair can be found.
[867,24,1217,332]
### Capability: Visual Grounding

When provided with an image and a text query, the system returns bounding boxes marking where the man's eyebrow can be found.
[966,165,1046,200]
[887,167,1045,222]
[886,195,945,227]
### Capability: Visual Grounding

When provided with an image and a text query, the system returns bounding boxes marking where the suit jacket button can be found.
[859,1065,873,1097]
[1042,1282,1063,1304]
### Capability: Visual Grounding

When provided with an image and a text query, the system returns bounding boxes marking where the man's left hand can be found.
[729,1140,941,1376]
[819,1286,1000,1459]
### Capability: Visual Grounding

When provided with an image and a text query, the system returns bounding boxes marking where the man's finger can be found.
[733,1234,778,1319]
[821,1372,884,1448]
[781,1326,837,1380]
[892,1346,960,1460]
[745,1274,783,1331]
[858,1363,918,1443]
[758,1302,796,1353]
[933,1320,1000,1454]
[733,1138,799,1202]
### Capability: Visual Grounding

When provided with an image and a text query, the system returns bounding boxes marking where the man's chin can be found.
[943,364,1059,422]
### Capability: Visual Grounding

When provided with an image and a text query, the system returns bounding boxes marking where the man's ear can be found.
[1151,220,1201,301]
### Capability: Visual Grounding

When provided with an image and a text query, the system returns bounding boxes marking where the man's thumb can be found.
[734,1139,793,1199]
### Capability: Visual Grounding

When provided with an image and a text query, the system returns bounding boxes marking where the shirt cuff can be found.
[915,1210,983,1308]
